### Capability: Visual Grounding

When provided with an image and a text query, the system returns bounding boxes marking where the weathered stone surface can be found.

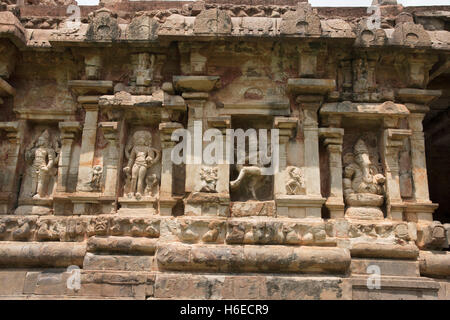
[351,275,440,300]
[154,273,351,300]
[83,253,155,271]
[193,8,232,35]
[0,242,86,267]
[157,243,351,274]
[0,0,448,301]
[351,258,420,277]
[350,243,419,260]
[419,251,450,278]
[87,236,158,255]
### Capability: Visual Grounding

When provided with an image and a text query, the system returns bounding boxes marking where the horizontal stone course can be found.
[0,242,85,267]
[156,243,351,274]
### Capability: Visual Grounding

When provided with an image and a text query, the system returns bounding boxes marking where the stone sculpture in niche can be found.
[130,53,155,87]
[285,166,305,195]
[25,130,59,199]
[200,167,218,193]
[90,165,103,191]
[343,138,386,219]
[123,130,160,200]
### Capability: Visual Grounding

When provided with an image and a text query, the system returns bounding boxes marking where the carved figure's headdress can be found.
[40,130,50,140]
[354,138,369,156]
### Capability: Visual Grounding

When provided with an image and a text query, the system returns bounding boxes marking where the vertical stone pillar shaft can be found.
[298,97,322,197]
[273,117,297,197]
[320,128,345,219]
[159,122,183,216]
[57,122,80,192]
[185,98,205,193]
[408,113,430,202]
[382,128,412,220]
[76,101,99,192]
[99,122,118,197]
[0,122,21,214]
[208,116,231,194]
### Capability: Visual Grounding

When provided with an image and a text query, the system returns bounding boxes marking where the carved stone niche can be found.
[229,117,274,204]
[86,8,120,42]
[352,52,380,102]
[15,125,61,216]
[118,127,161,215]
[127,13,159,41]
[343,136,386,220]
[193,8,232,35]
[391,22,431,48]
[279,2,321,37]
[320,101,411,221]
[127,53,166,95]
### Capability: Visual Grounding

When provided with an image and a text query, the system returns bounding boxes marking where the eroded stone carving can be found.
[123,130,161,200]
[193,8,232,35]
[127,14,159,41]
[279,3,321,36]
[200,166,218,193]
[285,166,305,195]
[343,138,386,220]
[392,22,431,48]
[130,53,155,87]
[86,8,120,41]
[25,130,60,199]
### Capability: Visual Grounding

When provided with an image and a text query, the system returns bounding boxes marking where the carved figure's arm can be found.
[47,149,56,169]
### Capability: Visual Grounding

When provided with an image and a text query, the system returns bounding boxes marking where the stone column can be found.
[76,99,99,192]
[159,122,183,216]
[297,96,325,219]
[57,122,80,193]
[298,96,323,199]
[184,96,207,193]
[273,117,298,197]
[397,89,441,222]
[381,128,412,221]
[0,122,21,214]
[207,116,231,194]
[408,113,430,202]
[320,127,345,219]
[99,122,119,197]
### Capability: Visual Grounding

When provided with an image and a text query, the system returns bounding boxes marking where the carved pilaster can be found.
[273,117,298,196]
[57,122,80,193]
[320,128,345,219]
[381,129,412,221]
[159,122,183,216]
[207,116,231,194]
[297,95,323,199]
[76,100,99,192]
[396,88,442,223]
[0,121,21,214]
[99,122,118,197]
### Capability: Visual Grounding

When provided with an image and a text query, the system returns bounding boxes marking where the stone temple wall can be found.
[0,0,449,300]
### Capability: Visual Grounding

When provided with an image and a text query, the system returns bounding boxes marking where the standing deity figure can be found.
[343,138,386,219]
[123,131,160,200]
[25,130,58,199]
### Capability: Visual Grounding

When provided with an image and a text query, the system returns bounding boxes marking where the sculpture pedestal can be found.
[345,206,384,220]
[118,197,157,215]
[276,195,325,220]
[345,193,385,220]
[15,198,53,215]
[184,192,229,217]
